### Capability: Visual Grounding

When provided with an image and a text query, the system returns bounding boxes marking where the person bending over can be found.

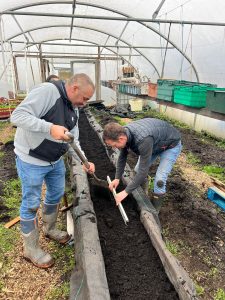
[103,118,182,212]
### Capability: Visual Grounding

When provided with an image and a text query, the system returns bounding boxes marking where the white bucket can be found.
[129,99,143,111]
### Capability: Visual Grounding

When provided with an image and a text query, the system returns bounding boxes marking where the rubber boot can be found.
[42,203,70,244]
[141,177,149,195]
[151,193,165,213]
[21,218,54,269]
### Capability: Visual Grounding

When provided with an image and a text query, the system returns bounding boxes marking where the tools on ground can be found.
[107,176,129,225]
[4,216,20,229]
[62,193,74,240]
[66,132,108,188]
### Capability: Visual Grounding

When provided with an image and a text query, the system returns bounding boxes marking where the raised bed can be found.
[68,109,196,300]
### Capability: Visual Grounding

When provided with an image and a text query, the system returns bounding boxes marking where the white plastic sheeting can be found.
[1,0,225,89]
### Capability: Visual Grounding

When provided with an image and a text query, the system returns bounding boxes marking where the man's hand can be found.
[108,179,120,192]
[50,125,69,140]
[115,190,128,205]
[83,162,95,174]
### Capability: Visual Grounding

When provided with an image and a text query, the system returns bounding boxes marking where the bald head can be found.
[65,73,95,107]
[67,73,95,90]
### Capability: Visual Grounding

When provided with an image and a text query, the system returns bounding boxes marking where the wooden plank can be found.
[60,202,73,212]
[140,210,197,300]
[210,177,225,192]
[4,216,20,229]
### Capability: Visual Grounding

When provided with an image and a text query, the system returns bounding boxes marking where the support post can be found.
[95,46,101,101]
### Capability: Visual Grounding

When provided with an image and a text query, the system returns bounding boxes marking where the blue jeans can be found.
[134,141,182,194]
[16,156,66,220]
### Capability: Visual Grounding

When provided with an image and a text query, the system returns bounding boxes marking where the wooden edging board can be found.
[67,154,110,300]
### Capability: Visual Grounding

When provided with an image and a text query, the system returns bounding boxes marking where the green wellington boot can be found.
[21,218,54,269]
[42,203,70,244]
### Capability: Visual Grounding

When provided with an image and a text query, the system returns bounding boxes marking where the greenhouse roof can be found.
[1,0,225,86]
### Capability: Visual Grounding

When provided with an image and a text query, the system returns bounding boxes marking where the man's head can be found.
[103,122,127,149]
[46,74,59,82]
[65,73,95,107]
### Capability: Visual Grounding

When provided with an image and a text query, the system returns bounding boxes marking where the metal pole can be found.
[10,40,174,49]
[69,0,76,41]
[13,55,20,92]
[11,51,141,56]
[96,46,101,101]
[14,54,127,60]
[0,16,7,81]
[3,11,225,26]
[152,0,166,19]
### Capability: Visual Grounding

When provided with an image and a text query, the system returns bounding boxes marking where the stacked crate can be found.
[206,88,225,114]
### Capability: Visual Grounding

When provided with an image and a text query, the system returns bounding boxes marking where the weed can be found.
[0,224,20,275]
[0,151,4,167]
[186,152,201,165]
[203,255,212,267]
[45,282,70,300]
[202,165,225,182]
[209,267,218,277]
[49,241,75,275]
[214,288,225,300]
[165,240,180,256]
[162,227,170,238]
[113,116,127,126]
[200,131,225,150]
[0,280,4,292]
[195,282,205,296]
[3,179,21,217]
[148,175,154,191]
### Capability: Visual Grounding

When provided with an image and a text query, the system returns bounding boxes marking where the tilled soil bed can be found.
[87,108,225,300]
[79,111,179,300]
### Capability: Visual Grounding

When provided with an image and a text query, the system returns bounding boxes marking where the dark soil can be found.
[91,108,225,299]
[0,141,17,222]
[179,128,225,168]
[79,110,178,300]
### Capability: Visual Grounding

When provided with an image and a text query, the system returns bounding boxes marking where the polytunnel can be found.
[1,1,225,300]
[1,0,225,90]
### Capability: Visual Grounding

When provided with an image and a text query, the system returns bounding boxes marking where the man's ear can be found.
[72,83,79,92]
[119,135,127,143]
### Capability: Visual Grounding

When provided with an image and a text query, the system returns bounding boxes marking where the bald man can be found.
[11,73,95,269]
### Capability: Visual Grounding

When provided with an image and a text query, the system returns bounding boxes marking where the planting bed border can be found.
[67,108,197,300]
[68,154,110,300]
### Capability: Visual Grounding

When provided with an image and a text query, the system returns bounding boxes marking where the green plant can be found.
[148,175,154,191]
[202,165,225,182]
[3,179,21,217]
[113,116,128,126]
[45,282,70,300]
[209,267,218,277]
[48,241,75,275]
[165,240,180,256]
[214,288,225,300]
[186,152,201,165]
[203,255,212,267]
[0,224,19,272]
[195,282,205,296]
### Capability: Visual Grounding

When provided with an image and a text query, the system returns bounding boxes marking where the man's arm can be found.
[115,147,129,179]
[125,136,153,194]
[10,84,57,133]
